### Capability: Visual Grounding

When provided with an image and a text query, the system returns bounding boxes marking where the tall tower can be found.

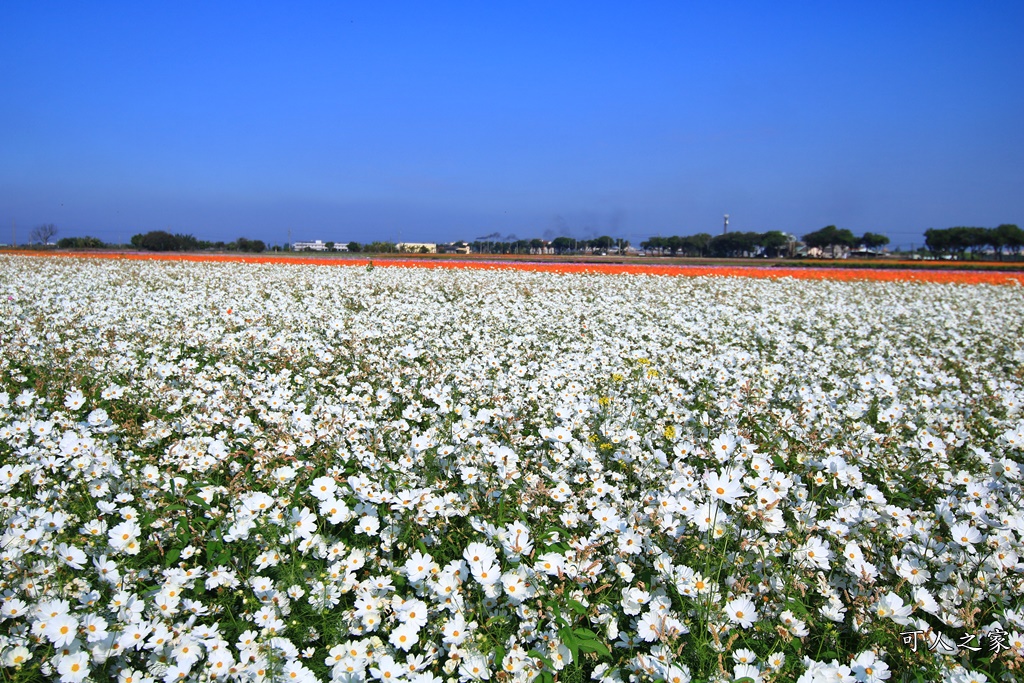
[723,214,729,235]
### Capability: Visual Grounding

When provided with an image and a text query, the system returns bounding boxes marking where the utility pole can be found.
[723,214,729,235]
[12,220,16,247]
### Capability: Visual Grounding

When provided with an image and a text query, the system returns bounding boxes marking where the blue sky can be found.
[2,1,1022,249]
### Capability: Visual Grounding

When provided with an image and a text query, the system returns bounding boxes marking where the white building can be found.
[292,240,349,252]
[292,240,329,252]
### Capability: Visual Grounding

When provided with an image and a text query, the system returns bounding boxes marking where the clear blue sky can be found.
[2,1,1022,249]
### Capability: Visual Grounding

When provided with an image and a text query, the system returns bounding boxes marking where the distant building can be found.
[849,247,884,257]
[292,240,349,252]
[396,242,437,254]
[292,240,329,252]
[800,245,851,259]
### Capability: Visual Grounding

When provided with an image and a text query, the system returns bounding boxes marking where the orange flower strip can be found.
[6,250,1024,285]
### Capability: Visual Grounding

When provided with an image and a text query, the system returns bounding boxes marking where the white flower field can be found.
[1,255,1023,683]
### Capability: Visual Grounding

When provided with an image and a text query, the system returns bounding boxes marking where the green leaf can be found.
[494,645,506,672]
[558,626,579,661]
[735,678,756,683]
[186,494,211,509]
[572,627,599,640]
[550,602,569,628]
[578,639,611,656]
[565,598,588,616]
[165,547,181,565]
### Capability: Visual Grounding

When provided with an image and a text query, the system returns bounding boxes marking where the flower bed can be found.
[7,250,1024,285]
[1,255,1022,682]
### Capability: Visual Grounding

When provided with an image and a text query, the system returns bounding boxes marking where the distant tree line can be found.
[640,232,794,257]
[924,225,1023,259]
[637,228,889,258]
[129,231,266,252]
[28,224,1023,261]
[346,241,398,253]
[56,236,106,249]
[799,226,891,257]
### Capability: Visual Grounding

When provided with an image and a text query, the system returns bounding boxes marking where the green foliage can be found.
[803,225,857,255]
[925,224,1024,258]
[56,236,106,249]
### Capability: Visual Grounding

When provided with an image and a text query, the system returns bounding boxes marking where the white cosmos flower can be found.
[850,650,890,683]
[471,561,501,586]
[388,621,420,651]
[875,591,913,625]
[442,614,469,645]
[64,390,86,410]
[459,653,490,680]
[370,654,406,681]
[796,536,832,570]
[289,506,317,539]
[3,646,31,667]
[950,522,982,550]
[44,613,79,647]
[357,514,380,536]
[725,596,759,628]
[710,434,737,461]
[56,651,90,683]
[56,543,87,570]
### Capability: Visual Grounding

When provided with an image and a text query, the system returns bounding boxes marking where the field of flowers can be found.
[1,254,1023,683]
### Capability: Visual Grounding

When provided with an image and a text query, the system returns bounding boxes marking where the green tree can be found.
[803,226,856,258]
[924,228,951,256]
[709,231,759,257]
[347,241,361,253]
[238,238,266,253]
[859,232,890,251]
[760,231,789,258]
[135,230,179,251]
[57,236,104,249]
[365,241,395,253]
[551,237,574,254]
[175,233,200,251]
[687,233,712,257]
[995,224,1023,257]
[640,236,664,255]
